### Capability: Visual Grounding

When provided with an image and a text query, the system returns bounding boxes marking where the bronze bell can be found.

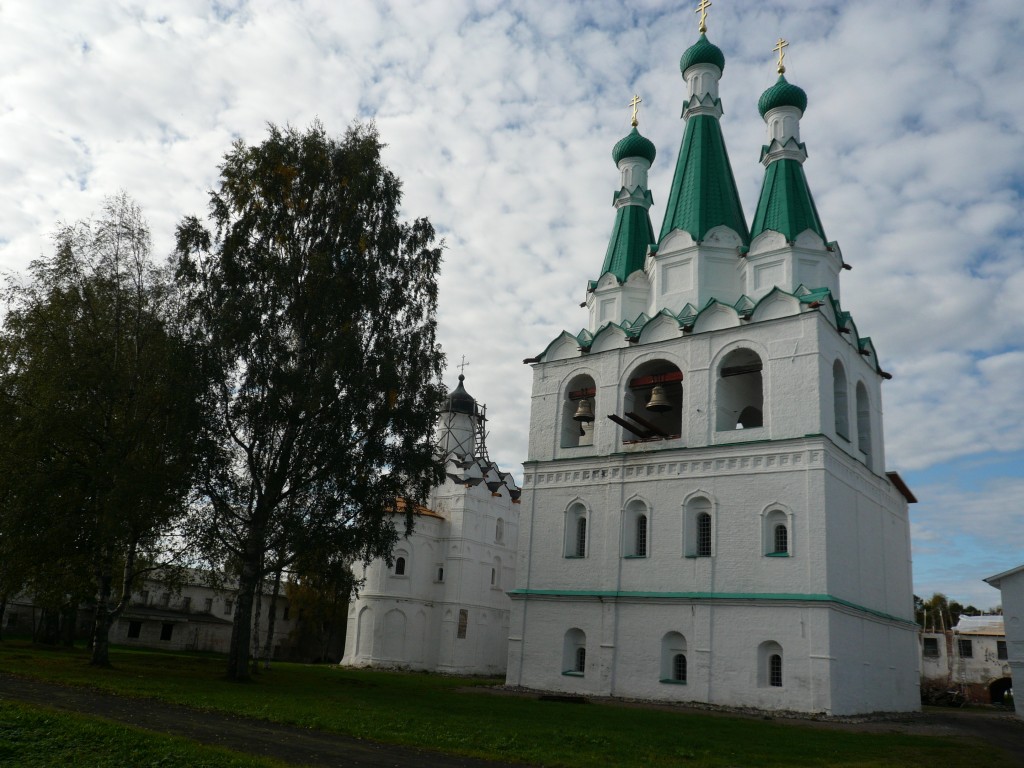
[573,398,595,423]
[646,384,672,412]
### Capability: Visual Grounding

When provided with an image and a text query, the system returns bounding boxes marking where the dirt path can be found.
[3,672,1024,766]
[0,672,524,767]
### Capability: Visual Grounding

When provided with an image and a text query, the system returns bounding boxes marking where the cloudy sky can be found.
[1,0,1021,609]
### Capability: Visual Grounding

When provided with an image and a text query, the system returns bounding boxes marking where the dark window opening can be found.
[636,514,648,557]
[395,557,406,576]
[922,637,939,657]
[457,609,468,639]
[957,638,973,658]
[127,621,142,639]
[773,524,788,554]
[160,623,174,642]
[769,654,783,687]
[673,653,687,682]
[696,512,712,557]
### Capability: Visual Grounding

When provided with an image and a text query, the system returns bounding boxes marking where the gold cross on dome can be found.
[629,94,642,127]
[695,0,712,34]
[774,37,789,74]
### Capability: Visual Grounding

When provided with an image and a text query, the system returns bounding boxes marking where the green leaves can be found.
[175,121,446,679]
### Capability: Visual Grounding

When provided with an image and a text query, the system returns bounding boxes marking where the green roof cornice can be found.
[750,158,826,243]
[658,115,750,245]
[599,204,656,283]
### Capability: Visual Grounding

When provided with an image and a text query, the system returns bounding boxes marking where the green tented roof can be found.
[750,158,826,243]
[659,115,750,245]
[599,204,656,283]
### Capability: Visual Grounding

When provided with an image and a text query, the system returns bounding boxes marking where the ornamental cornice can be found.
[523,440,826,488]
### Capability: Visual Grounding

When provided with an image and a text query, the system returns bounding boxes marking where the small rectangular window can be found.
[283,604,290,621]
[922,637,939,657]
[203,597,213,612]
[957,638,973,658]
[127,621,142,639]
[182,596,191,612]
[160,592,170,607]
[224,599,234,615]
[998,640,1008,660]
[457,609,468,639]
[435,565,445,583]
[139,590,149,604]
[160,622,174,641]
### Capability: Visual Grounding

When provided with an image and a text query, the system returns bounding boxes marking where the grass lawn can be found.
[0,700,286,767]
[0,640,1008,768]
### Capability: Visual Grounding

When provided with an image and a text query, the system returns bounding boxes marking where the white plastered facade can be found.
[507,37,918,715]
[341,382,520,675]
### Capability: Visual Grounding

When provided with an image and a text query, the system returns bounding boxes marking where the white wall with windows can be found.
[510,304,916,715]
[342,385,520,676]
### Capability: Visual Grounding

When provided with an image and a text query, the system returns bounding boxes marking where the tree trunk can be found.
[61,602,76,647]
[263,567,282,670]
[39,609,60,645]
[227,524,266,681]
[250,582,263,676]
[0,595,7,642]
[90,557,115,666]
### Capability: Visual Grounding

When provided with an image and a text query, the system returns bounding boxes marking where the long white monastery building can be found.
[342,375,520,674]
[506,19,919,715]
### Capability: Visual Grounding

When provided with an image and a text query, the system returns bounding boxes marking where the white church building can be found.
[342,375,521,675]
[505,20,919,715]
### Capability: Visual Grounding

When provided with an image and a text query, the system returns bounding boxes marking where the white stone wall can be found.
[511,301,917,714]
[342,477,519,675]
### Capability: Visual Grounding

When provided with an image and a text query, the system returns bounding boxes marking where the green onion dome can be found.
[612,126,657,165]
[758,75,807,118]
[680,34,725,75]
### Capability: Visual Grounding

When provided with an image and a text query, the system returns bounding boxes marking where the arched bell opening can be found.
[614,360,683,444]
[561,373,597,448]
[716,349,763,431]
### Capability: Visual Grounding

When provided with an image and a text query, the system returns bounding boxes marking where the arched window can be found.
[623,499,650,558]
[491,557,501,589]
[832,360,849,439]
[758,641,783,688]
[620,360,683,443]
[562,374,596,448]
[636,515,648,557]
[394,555,407,576]
[495,517,504,543]
[673,654,687,682]
[684,497,713,557]
[660,632,687,684]
[762,508,792,557]
[856,382,871,465]
[716,349,763,431]
[697,513,712,557]
[563,628,587,676]
[773,524,788,554]
[565,503,589,558]
[770,654,783,687]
